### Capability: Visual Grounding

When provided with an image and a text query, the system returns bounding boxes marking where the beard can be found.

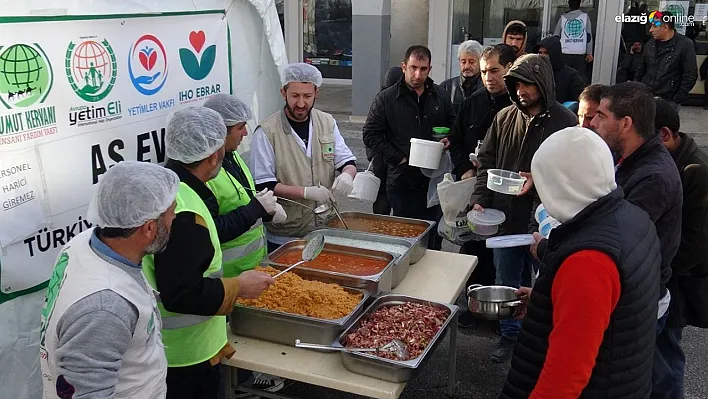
[518,96,541,111]
[286,101,314,122]
[145,218,171,254]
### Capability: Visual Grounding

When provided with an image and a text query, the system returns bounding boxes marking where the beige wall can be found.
[389,0,429,66]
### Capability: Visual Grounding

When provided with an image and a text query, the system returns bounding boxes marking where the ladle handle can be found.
[273,260,307,278]
[294,340,378,352]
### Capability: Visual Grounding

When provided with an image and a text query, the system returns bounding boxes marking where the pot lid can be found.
[485,234,536,249]
[467,209,506,226]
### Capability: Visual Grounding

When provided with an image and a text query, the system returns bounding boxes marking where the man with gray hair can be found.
[143,107,275,399]
[39,161,180,399]
[441,39,485,113]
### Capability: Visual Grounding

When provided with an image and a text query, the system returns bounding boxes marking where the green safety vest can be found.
[206,152,267,277]
[142,182,227,368]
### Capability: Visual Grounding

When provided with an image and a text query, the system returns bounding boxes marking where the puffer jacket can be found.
[533,36,585,103]
[439,74,485,114]
[635,33,698,104]
[470,54,578,235]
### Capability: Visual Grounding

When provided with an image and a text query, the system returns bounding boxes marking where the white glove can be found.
[332,173,354,197]
[303,185,334,203]
[272,203,287,224]
[255,189,278,214]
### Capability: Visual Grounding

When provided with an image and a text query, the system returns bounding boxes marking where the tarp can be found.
[0,2,287,398]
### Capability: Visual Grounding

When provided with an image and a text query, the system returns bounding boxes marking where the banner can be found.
[0,11,231,303]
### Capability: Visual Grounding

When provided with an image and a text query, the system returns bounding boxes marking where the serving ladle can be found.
[272,234,325,278]
[294,339,410,360]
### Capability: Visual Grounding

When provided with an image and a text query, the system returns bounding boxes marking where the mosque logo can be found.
[179,30,216,81]
[0,43,53,109]
[65,38,117,102]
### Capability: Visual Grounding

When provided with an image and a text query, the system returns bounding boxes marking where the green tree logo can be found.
[39,252,70,348]
[0,43,53,109]
[65,39,117,102]
[179,31,216,81]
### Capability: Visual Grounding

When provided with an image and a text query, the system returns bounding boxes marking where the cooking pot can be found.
[466,284,524,320]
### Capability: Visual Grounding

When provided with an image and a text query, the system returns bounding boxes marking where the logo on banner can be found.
[564,18,584,39]
[128,34,169,95]
[649,10,664,26]
[0,43,54,109]
[179,31,216,81]
[65,38,117,102]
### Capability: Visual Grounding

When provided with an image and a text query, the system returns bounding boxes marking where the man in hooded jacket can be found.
[503,21,528,58]
[534,36,586,103]
[470,54,577,362]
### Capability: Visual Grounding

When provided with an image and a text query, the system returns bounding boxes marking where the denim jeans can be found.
[652,314,685,399]
[493,246,538,341]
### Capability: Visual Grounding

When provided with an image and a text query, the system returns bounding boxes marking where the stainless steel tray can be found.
[324,212,435,264]
[266,240,396,295]
[303,229,413,289]
[334,294,458,383]
[230,286,371,346]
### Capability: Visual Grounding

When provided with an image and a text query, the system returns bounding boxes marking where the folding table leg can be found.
[447,311,458,397]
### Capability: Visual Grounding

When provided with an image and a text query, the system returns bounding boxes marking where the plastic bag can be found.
[422,152,453,208]
[437,216,485,245]
[437,173,476,225]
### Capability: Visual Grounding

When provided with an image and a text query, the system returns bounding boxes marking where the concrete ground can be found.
[275,85,708,398]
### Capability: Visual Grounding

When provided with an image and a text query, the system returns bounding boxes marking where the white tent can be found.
[0,1,287,398]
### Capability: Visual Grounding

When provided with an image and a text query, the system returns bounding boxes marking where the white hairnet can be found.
[282,63,323,88]
[87,161,180,229]
[458,40,483,59]
[165,107,226,164]
[203,93,254,127]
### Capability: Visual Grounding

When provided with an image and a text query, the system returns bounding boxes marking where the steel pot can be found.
[466,284,524,320]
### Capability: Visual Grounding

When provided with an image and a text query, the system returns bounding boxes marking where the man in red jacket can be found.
[501,126,660,399]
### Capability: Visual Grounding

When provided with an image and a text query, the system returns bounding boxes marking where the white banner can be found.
[0,11,231,299]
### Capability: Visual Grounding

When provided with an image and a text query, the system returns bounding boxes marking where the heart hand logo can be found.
[180,31,216,81]
[139,47,158,71]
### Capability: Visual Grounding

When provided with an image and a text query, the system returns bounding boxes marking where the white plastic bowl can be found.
[467,209,506,236]
[487,169,526,194]
[409,138,444,169]
[348,170,381,203]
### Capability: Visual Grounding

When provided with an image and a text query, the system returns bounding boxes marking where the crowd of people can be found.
[37,1,707,398]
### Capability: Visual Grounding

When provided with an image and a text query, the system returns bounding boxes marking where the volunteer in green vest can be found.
[204,94,287,278]
[143,107,275,399]
[249,63,358,251]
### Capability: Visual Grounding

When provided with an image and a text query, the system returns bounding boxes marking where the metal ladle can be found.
[294,339,410,360]
[272,234,325,278]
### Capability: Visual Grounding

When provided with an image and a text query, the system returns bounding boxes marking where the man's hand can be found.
[303,185,334,203]
[440,137,450,150]
[586,54,594,63]
[517,172,534,196]
[398,157,408,165]
[236,270,275,299]
[514,286,533,319]
[272,203,287,224]
[472,204,484,212]
[461,169,476,180]
[529,232,543,261]
[332,173,354,197]
[255,189,278,214]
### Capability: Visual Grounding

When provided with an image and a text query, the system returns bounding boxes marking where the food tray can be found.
[230,286,371,346]
[304,229,413,289]
[324,212,435,264]
[334,294,458,383]
[266,240,396,295]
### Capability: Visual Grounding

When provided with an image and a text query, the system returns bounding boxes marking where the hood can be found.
[531,127,617,223]
[503,53,556,110]
[502,20,528,57]
[533,36,563,71]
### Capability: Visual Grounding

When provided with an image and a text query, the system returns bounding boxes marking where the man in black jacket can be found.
[656,97,708,397]
[635,11,697,109]
[470,54,577,362]
[533,36,586,103]
[440,40,485,114]
[363,45,456,250]
[591,82,683,399]
[448,44,516,328]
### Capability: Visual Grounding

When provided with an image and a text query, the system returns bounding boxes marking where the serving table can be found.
[222,250,477,399]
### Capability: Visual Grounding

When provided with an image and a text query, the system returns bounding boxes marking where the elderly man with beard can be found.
[440,40,485,113]
[471,54,577,362]
[143,107,275,399]
[250,63,357,251]
[39,161,179,399]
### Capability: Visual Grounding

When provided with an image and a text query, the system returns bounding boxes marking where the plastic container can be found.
[486,234,536,248]
[432,127,450,140]
[348,170,381,203]
[409,138,444,169]
[466,209,506,236]
[487,169,526,195]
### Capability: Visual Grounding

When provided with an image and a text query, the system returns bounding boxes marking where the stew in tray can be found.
[327,217,427,238]
[274,249,389,276]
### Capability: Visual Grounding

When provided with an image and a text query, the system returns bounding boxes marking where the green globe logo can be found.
[665,4,685,22]
[564,18,584,39]
[65,39,117,103]
[0,43,53,109]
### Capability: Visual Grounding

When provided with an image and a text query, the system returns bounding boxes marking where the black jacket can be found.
[617,51,644,83]
[533,36,585,103]
[667,133,708,328]
[362,76,456,187]
[635,33,698,103]
[448,89,512,177]
[470,54,578,235]
[439,74,485,114]
[615,134,683,296]
[502,189,659,399]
